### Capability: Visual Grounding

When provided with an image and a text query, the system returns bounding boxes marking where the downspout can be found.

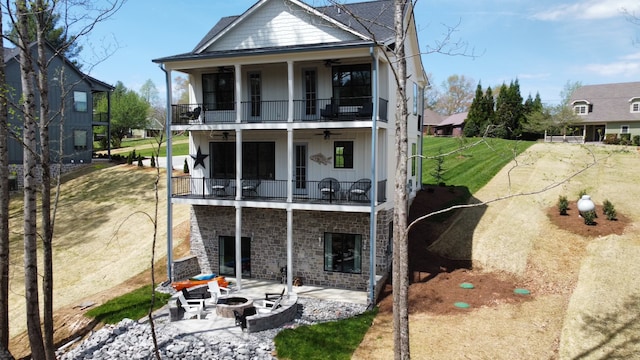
[160,64,174,283]
[368,45,378,307]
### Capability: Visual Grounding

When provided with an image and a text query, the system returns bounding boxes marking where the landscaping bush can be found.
[603,199,617,221]
[620,133,631,145]
[557,195,569,215]
[126,152,133,165]
[137,157,143,167]
[183,158,189,174]
[150,155,156,168]
[633,135,640,146]
[603,134,619,145]
[582,210,596,225]
[430,148,446,186]
[577,189,588,200]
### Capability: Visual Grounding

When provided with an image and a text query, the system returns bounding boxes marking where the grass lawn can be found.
[85,284,172,324]
[422,137,535,193]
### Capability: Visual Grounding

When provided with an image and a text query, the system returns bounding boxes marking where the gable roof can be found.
[437,112,467,128]
[422,108,443,126]
[4,42,114,92]
[155,0,394,63]
[570,82,640,123]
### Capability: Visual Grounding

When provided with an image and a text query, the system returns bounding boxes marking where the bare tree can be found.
[0,6,11,358]
[432,74,475,116]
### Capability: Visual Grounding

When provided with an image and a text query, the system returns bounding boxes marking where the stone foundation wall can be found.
[172,255,201,281]
[9,163,90,189]
[188,205,393,291]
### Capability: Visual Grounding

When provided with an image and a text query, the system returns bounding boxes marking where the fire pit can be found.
[216,296,254,318]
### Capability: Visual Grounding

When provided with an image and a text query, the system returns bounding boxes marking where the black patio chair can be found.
[318,177,340,200]
[349,178,371,201]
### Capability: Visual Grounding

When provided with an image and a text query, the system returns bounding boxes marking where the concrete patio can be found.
[165,278,367,336]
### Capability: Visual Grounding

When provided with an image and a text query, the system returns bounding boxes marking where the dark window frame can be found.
[202,72,235,111]
[210,141,275,180]
[331,64,371,106]
[333,141,353,169]
[323,232,362,274]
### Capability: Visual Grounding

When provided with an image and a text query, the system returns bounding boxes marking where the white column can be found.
[235,64,242,123]
[235,206,242,290]
[287,208,293,295]
[287,60,294,123]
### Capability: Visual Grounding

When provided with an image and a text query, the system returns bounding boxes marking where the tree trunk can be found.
[0,8,11,355]
[392,1,410,359]
[17,1,46,357]
[34,3,56,357]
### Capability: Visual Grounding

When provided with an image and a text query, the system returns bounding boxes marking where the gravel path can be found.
[57,297,367,359]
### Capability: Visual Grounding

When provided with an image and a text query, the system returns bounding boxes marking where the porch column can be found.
[235,130,243,201]
[161,65,174,282]
[368,47,379,305]
[286,207,293,295]
[235,64,242,123]
[287,128,293,202]
[287,60,294,123]
[235,206,242,290]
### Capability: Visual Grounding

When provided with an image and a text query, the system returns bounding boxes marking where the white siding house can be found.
[153,0,427,305]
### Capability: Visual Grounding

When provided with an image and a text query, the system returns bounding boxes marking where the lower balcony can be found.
[172,177,387,205]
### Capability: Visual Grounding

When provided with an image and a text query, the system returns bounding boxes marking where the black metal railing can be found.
[92,112,109,124]
[171,177,386,204]
[170,96,388,125]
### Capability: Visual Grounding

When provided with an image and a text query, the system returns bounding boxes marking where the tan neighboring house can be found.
[570,81,640,142]
[153,0,427,303]
[434,112,467,137]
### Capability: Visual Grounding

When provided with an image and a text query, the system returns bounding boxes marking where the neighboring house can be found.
[422,108,442,135]
[153,0,427,303]
[569,81,640,142]
[434,112,467,136]
[5,42,113,169]
[131,117,164,138]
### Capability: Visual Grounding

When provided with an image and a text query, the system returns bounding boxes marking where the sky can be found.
[76,0,640,106]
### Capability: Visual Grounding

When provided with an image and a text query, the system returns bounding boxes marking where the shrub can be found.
[633,135,640,146]
[150,155,156,168]
[126,152,133,165]
[183,158,189,174]
[557,195,569,215]
[602,199,617,221]
[577,189,588,200]
[620,133,631,146]
[603,133,619,145]
[582,210,596,225]
[430,148,446,185]
[137,157,143,167]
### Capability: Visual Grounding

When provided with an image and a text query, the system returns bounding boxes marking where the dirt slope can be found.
[354,143,640,359]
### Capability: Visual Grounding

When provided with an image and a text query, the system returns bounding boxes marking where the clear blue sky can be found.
[82,0,640,106]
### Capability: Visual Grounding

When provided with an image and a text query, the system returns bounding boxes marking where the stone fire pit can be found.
[216,296,254,318]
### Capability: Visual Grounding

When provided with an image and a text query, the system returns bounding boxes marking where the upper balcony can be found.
[171,97,388,126]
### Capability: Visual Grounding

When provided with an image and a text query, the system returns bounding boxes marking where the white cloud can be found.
[582,52,640,76]
[517,73,551,80]
[533,0,640,21]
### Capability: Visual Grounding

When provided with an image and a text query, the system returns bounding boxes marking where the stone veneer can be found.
[188,205,393,292]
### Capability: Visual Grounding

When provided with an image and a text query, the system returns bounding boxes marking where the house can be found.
[434,112,466,136]
[570,81,640,142]
[153,0,427,303]
[5,43,113,173]
[422,108,442,135]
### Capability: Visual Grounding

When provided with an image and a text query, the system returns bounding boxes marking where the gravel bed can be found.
[57,297,368,360]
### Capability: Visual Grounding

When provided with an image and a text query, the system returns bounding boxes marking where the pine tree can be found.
[464,83,485,137]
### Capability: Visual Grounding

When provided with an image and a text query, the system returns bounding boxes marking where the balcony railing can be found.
[172,177,387,204]
[171,97,388,125]
[93,112,109,124]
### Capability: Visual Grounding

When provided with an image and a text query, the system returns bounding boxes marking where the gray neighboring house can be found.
[153,0,427,303]
[434,112,467,137]
[5,42,113,170]
[570,81,640,142]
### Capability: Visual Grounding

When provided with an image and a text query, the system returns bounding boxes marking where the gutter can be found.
[160,64,174,283]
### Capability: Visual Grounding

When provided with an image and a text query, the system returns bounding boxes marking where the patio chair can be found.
[207,280,231,305]
[265,288,285,301]
[356,102,373,119]
[318,177,340,200]
[177,292,205,320]
[349,178,371,201]
[211,178,230,196]
[241,179,261,197]
[234,307,257,330]
[254,296,282,314]
[180,106,201,121]
[320,101,339,120]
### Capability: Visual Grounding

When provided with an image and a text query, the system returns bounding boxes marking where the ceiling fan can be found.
[324,59,341,67]
[315,129,342,140]
[209,131,234,140]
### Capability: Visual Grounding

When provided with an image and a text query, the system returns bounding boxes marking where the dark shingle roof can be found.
[570,82,640,123]
[192,0,394,53]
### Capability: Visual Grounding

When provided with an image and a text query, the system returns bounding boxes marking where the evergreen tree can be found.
[483,86,495,129]
[464,83,485,137]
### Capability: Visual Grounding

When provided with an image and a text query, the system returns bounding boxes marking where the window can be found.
[413,82,418,115]
[574,105,587,115]
[74,130,87,150]
[303,69,317,115]
[334,141,353,169]
[411,143,416,176]
[332,64,371,106]
[74,91,87,112]
[202,73,234,110]
[218,236,251,277]
[621,125,629,134]
[210,141,275,179]
[631,102,640,113]
[324,232,362,273]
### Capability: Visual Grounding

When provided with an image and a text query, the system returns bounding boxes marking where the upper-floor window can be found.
[74,91,87,112]
[203,73,234,110]
[334,141,353,169]
[631,101,640,113]
[574,105,587,115]
[332,64,371,106]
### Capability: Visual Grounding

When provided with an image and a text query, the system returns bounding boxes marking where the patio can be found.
[168,279,367,336]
